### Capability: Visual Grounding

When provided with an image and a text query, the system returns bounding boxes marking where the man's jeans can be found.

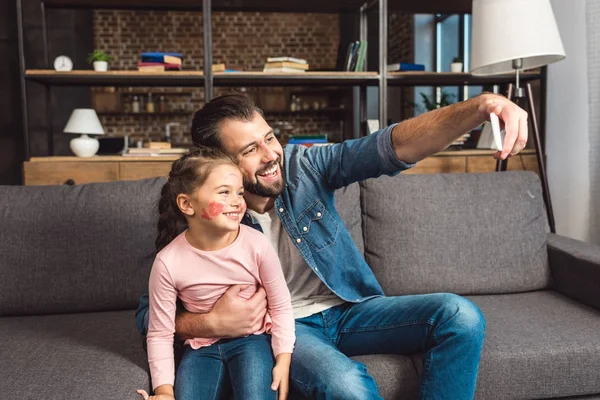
[290,293,486,400]
[174,334,276,400]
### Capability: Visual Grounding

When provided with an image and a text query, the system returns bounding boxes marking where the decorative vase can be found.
[70,134,100,157]
[93,61,108,72]
[450,62,463,73]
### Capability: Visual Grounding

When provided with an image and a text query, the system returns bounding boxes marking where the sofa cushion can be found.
[361,171,550,295]
[0,178,165,316]
[469,291,600,399]
[334,182,363,255]
[0,310,149,399]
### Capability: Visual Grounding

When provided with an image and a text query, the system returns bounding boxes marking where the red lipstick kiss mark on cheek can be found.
[200,202,225,220]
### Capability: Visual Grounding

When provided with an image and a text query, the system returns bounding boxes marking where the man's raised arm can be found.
[392,93,529,164]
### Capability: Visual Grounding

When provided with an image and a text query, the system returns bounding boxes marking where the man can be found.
[137,91,528,399]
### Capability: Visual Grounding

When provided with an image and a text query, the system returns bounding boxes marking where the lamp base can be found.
[70,134,99,157]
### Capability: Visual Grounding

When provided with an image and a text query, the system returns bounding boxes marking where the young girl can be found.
[136,147,295,400]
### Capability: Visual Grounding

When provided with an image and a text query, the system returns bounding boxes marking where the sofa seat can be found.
[469,291,600,399]
[352,291,600,400]
[0,310,149,399]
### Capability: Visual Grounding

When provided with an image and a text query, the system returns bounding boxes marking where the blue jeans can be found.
[290,293,486,400]
[174,334,276,400]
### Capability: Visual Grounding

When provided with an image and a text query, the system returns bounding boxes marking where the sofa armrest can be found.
[547,233,600,311]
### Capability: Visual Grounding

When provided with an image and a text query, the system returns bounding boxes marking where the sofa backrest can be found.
[360,171,551,295]
[0,178,165,316]
[0,178,362,317]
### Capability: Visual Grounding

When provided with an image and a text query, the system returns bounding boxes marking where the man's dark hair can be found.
[190,92,264,150]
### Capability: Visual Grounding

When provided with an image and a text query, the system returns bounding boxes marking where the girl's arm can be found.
[147,257,179,391]
[257,238,296,357]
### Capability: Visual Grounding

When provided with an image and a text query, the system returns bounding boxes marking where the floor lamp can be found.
[470,0,566,234]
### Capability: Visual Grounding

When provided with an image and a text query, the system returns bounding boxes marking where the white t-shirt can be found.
[248,208,345,319]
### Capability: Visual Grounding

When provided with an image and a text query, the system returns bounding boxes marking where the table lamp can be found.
[63,109,105,158]
[470,0,566,233]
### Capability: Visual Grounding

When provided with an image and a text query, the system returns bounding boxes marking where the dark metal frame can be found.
[17,0,386,159]
[16,0,30,160]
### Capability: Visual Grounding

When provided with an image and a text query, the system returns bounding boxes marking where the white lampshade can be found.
[63,109,105,135]
[470,0,566,76]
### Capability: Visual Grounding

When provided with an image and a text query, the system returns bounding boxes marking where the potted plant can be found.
[87,49,113,72]
[419,90,456,112]
[451,56,463,73]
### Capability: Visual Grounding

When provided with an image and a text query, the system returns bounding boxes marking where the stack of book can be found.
[263,57,309,73]
[123,141,189,156]
[287,134,330,148]
[448,133,471,150]
[386,62,426,72]
[138,52,183,72]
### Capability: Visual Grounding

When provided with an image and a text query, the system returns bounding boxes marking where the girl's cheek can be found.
[200,201,225,220]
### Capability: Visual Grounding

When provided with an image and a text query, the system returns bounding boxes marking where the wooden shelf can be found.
[264,107,346,115]
[435,149,536,157]
[26,70,541,88]
[387,71,542,86]
[97,111,192,116]
[214,72,379,87]
[29,155,181,162]
[25,70,380,87]
[25,70,205,87]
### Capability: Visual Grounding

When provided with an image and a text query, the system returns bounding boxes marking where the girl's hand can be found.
[136,389,175,400]
[271,363,290,400]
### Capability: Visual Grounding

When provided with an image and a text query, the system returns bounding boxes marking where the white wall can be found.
[547,0,590,242]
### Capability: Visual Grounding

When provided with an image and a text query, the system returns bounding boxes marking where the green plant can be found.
[452,56,462,63]
[419,90,456,111]
[87,49,113,64]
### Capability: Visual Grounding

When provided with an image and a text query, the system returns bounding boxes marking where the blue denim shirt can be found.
[135,124,413,335]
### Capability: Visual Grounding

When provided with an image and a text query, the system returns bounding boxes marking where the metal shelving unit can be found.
[17,0,542,160]
[18,0,393,159]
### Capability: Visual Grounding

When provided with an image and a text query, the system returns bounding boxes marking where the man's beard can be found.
[244,158,285,198]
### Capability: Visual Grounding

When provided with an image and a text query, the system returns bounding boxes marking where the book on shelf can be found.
[125,147,188,156]
[343,41,367,72]
[141,52,183,65]
[197,64,228,73]
[211,63,226,73]
[263,67,307,73]
[266,56,307,64]
[137,62,182,72]
[264,61,309,70]
[387,63,426,72]
[287,134,329,146]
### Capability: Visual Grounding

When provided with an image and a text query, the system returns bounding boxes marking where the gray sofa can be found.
[1,171,600,399]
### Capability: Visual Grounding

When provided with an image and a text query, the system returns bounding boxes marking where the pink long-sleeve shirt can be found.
[146,225,295,390]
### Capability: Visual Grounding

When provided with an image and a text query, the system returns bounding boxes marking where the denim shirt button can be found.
[296,238,302,243]
[279,208,284,212]
[302,226,308,232]
[316,212,322,217]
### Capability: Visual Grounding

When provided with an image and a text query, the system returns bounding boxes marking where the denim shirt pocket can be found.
[296,200,339,252]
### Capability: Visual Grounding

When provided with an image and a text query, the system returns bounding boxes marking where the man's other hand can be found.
[209,284,268,338]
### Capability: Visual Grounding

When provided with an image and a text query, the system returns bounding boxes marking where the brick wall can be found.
[389,11,414,64]
[388,11,415,120]
[93,10,342,144]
